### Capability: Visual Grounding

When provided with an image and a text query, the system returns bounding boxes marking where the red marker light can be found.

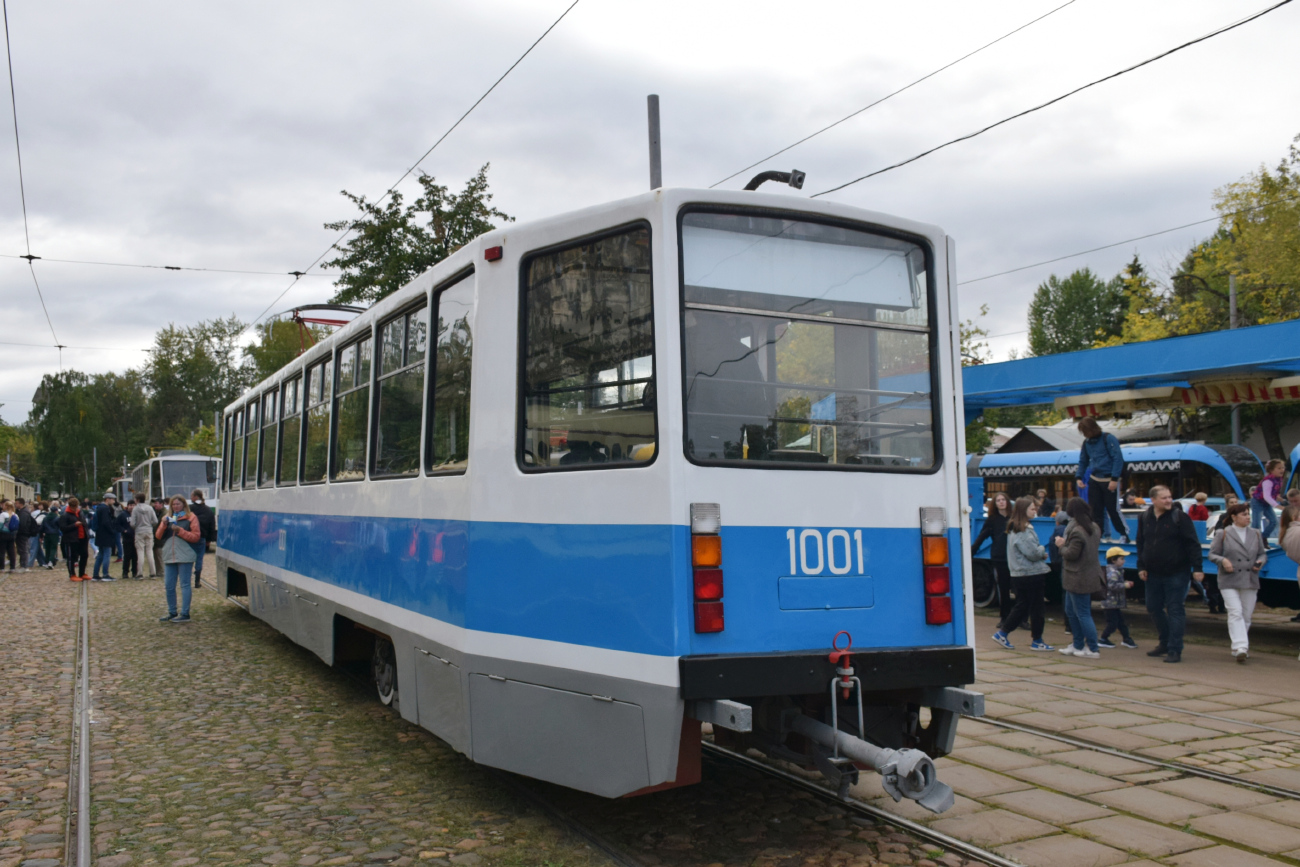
[484,245,503,262]
[925,595,953,625]
[923,565,950,596]
[693,568,723,601]
[694,601,725,633]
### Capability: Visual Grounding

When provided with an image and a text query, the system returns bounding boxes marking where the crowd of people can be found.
[981,418,1300,665]
[0,490,216,624]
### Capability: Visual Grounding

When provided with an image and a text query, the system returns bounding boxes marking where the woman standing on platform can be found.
[972,492,1014,627]
[155,496,202,624]
[1056,497,1103,659]
[993,496,1054,651]
[1208,502,1267,663]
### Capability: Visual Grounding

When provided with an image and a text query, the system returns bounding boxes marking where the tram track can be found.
[965,713,1300,801]
[66,579,92,867]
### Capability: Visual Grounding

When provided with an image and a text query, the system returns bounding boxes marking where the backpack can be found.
[4,514,16,534]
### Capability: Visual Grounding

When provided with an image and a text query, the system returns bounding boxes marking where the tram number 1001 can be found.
[786,529,865,576]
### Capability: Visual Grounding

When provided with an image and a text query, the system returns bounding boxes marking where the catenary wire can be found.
[811,0,1295,198]
[0,252,332,277]
[959,191,1300,285]
[2,0,60,351]
[710,0,1080,189]
[249,0,582,331]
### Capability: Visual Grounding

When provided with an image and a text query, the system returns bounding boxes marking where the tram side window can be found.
[259,389,278,487]
[303,358,332,483]
[520,225,655,470]
[151,461,162,501]
[331,336,372,481]
[278,375,302,485]
[229,410,244,491]
[244,399,260,488]
[374,302,427,477]
[428,279,475,474]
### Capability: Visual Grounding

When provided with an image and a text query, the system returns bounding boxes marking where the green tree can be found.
[243,318,328,382]
[1026,267,1126,356]
[143,316,252,445]
[324,165,513,306]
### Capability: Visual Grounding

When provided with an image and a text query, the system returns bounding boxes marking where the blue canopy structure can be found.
[963,319,1300,419]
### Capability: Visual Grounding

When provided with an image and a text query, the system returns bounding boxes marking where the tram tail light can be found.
[690,503,724,633]
[920,507,952,626]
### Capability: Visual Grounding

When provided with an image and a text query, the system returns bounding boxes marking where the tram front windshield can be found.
[162,460,217,502]
[680,211,936,469]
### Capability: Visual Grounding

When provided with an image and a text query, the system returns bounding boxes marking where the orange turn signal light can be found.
[922,535,949,566]
[691,534,722,568]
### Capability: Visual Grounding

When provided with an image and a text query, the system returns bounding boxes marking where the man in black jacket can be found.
[1136,485,1204,663]
[188,489,216,588]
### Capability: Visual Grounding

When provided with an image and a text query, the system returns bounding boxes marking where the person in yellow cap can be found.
[1097,546,1136,648]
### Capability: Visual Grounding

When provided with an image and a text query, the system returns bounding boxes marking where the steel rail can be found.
[74,581,91,867]
[702,743,1020,867]
[968,714,1300,801]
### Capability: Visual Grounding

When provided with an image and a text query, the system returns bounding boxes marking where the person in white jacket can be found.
[129,492,159,578]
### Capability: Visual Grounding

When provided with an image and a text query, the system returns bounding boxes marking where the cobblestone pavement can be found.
[0,564,982,867]
[840,609,1300,866]
[0,570,77,867]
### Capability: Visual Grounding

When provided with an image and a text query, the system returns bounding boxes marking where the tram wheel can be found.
[972,560,999,609]
[371,636,400,710]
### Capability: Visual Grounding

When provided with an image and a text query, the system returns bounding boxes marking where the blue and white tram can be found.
[216,188,979,808]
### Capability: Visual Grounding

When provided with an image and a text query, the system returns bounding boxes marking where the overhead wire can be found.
[811,0,1296,198]
[2,0,61,357]
[0,252,331,277]
[711,0,1080,189]
[248,0,582,331]
[959,191,1300,285]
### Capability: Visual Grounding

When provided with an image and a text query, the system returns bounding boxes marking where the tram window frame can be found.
[427,271,477,476]
[258,388,278,487]
[372,296,430,479]
[516,222,658,474]
[277,374,303,486]
[330,333,373,482]
[243,398,261,488]
[675,204,943,475]
[224,411,239,491]
[302,355,333,485]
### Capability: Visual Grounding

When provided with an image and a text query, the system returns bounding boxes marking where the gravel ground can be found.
[0,571,77,867]
[6,566,989,867]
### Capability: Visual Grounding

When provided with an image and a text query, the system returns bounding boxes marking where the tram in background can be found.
[0,469,35,502]
[970,442,1299,609]
[129,450,221,513]
[215,186,979,810]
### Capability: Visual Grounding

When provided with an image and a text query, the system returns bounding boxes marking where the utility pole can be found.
[647,94,662,190]
[1230,274,1240,446]
[93,447,98,493]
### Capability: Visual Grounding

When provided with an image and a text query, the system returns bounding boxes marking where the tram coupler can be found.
[788,712,956,814]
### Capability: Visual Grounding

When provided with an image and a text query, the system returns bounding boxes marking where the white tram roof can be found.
[224,187,948,413]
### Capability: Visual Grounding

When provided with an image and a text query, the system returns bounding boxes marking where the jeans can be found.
[1001,573,1047,641]
[0,537,14,570]
[66,539,89,577]
[121,539,138,578]
[1102,608,1132,641]
[93,537,118,578]
[1202,573,1224,612]
[193,546,205,587]
[16,536,30,568]
[1144,571,1191,654]
[1086,478,1129,540]
[1221,587,1257,654]
[1250,499,1278,541]
[1063,591,1099,652]
[164,562,194,617]
[43,535,59,565]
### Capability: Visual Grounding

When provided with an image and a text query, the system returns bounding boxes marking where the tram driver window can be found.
[428,278,475,475]
[520,225,656,470]
[680,211,936,471]
[331,336,372,481]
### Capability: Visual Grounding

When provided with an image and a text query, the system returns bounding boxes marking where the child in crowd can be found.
[1097,546,1137,648]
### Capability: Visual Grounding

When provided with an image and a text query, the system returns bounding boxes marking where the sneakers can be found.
[1097,637,1116,648]
[159,614,177,622]
[1164,652,1182,663]
[1076,648,1101,659]
[1146,646,1168,657]
[991,631,1014,649]
[170,615,191,623]
[101,576,116,582]
[1235,650,1249,664]
[1059,646,1078,656]
[1029,640,1055,651]
[1121,638,1138,649]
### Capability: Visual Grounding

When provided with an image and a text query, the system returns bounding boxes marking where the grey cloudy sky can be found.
[2,0,1298,424]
